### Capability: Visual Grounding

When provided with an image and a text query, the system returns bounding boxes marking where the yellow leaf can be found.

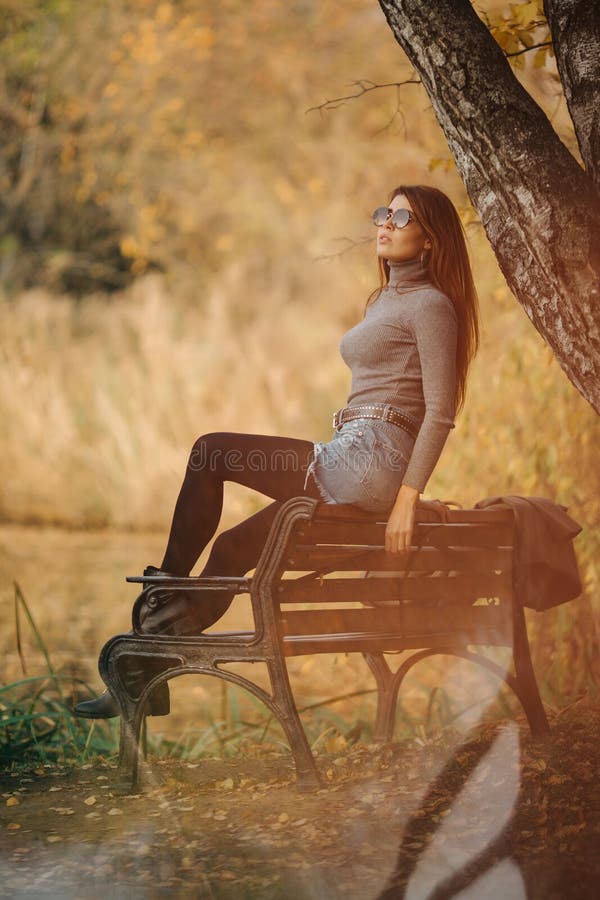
[83,796,97,806]
[511,1,541,29]
[517,29,534,47]
[6,797,20,807]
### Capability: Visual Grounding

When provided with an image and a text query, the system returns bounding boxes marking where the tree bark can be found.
[544,0,600,186]
[378,0,600,413]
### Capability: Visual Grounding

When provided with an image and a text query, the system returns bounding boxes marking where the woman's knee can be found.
[188,431,231,474]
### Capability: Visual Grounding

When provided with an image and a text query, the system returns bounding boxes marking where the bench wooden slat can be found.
[284,545,512,573]
[282,629,511,656]
[279,605,511,642]
[277,572,512,604]
[310,504,513,525]
[296,521,514,549]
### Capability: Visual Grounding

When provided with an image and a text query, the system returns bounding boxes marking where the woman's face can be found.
[376,193,431,263]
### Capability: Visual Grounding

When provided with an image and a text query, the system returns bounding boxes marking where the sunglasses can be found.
[372,207,417,229]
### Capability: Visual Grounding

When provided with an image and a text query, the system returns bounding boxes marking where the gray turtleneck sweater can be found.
[339,257,458,493]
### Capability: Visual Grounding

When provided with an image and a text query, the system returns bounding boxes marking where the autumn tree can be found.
[376,0,600,412]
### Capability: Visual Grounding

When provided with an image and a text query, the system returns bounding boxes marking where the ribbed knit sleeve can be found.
[401,293,458,492]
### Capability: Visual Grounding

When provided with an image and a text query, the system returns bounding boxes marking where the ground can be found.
[1,699,599,900]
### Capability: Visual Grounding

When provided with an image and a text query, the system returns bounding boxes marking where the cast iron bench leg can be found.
[512,603,550,738]
[364,653,398,742]
[267,656,320,789]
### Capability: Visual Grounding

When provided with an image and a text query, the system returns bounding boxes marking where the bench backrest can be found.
[252,498,516,656]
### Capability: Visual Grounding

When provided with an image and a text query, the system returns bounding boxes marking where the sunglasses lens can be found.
[391,208,410,229]
[372,207,390,226]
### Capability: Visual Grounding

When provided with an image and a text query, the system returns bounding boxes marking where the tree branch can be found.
[313,236,375,262]
[504,40,553,58]
[306,77,420,114]
[544,0,600,186]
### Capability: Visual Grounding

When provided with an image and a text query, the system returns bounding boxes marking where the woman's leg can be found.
[181,500,284,631]
[74,435,320,719]
[160,432,320,577]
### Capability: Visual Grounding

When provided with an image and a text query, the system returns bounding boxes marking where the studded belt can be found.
[332,404,420,440]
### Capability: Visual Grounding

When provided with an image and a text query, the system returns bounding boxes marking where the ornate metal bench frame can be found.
[98,496,549,789]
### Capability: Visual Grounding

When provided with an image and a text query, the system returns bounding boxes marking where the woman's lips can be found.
[378,235,392,243]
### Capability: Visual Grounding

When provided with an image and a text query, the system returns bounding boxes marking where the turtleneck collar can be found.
[387,256,432,291]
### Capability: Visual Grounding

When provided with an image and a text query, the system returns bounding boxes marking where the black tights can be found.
[158,432,322,630]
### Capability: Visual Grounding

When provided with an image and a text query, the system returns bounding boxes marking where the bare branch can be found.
[313,236,375,262]
[504,40,553,58]
[306,78,421,115]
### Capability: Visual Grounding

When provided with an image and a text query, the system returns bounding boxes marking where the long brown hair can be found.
[367,184,480,417]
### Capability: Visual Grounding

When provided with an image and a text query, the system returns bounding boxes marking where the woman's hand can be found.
[385,490,453,555]
[385,484,420,555]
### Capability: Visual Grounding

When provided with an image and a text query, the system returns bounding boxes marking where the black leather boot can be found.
[74,564,200,720]
[135,565,203,635]
[74,690,121,719]
[73,658,171,719]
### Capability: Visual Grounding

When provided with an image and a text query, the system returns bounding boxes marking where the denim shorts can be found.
[304,416,416,514]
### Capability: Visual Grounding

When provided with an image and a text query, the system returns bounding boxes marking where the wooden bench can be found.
[98,496,550,789]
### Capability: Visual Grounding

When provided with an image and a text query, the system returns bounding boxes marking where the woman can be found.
[75,183,479,719]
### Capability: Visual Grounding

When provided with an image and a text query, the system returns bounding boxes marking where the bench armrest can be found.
[126,575,252,593]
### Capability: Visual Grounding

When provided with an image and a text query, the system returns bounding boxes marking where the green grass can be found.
[0,583,118,769]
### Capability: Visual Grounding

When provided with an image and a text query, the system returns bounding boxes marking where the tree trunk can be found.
[544,0,600,186]
[378,0,600,413]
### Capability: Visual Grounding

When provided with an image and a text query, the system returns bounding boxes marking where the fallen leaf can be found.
[83,796,97,807]
[7,823,21,831]
[107,808,122,816]
[46,835,63,844]
[6,797,19,807]
[278,813,290,824]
